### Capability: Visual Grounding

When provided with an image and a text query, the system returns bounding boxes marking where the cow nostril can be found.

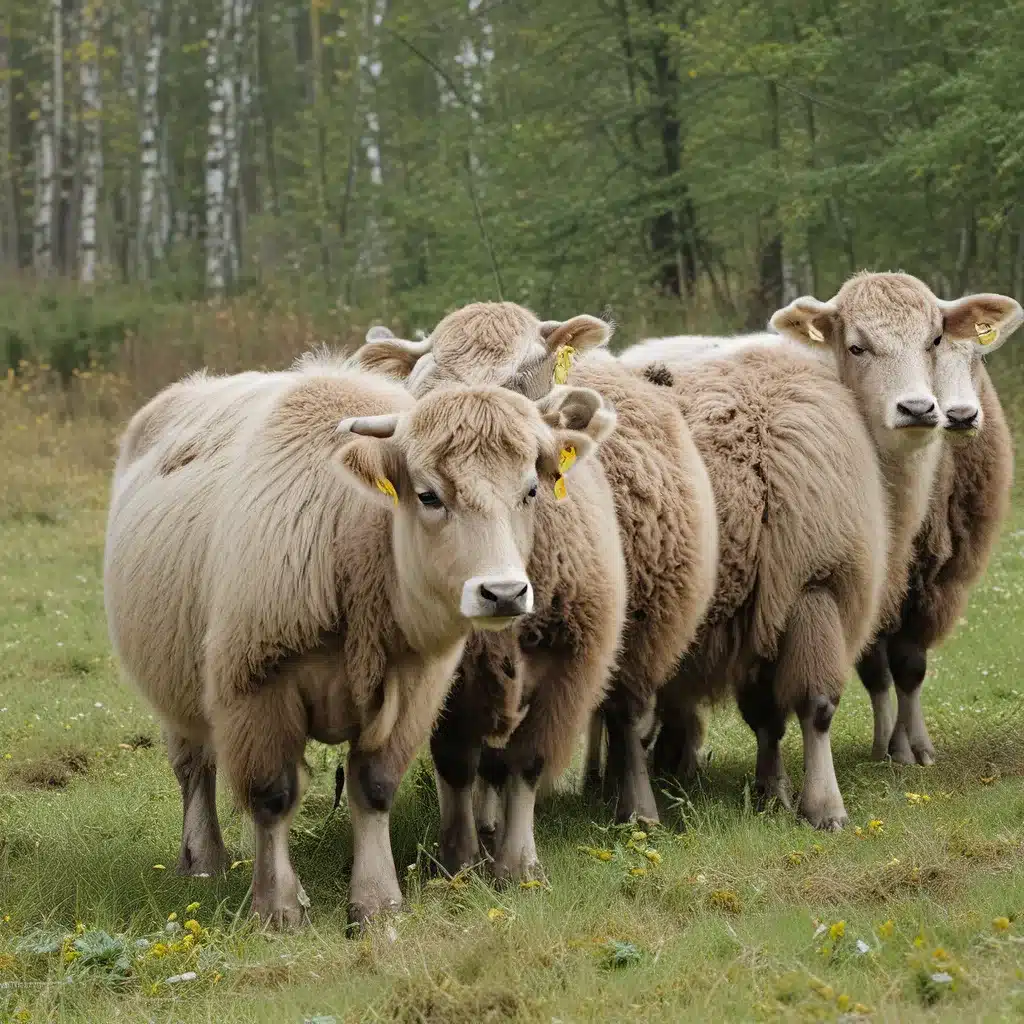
[897,398,936,419]
[479,581,530,604]
[946,405,979,426]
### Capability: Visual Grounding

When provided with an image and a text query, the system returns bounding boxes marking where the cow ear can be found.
[937,293,1024,354]
[769,296,839,345]
[538,314,613,355]
[335,415,405,507]
[356,336,432,380]
[535,385,616,443]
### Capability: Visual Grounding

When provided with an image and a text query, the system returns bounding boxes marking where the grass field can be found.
[2,370,1024,1023]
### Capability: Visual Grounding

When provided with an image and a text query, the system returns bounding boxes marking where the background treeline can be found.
[2,0,1023,376]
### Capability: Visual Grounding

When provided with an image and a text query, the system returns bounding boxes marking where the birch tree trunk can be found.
[115,8,137,279]
[0,17,16,267]
[205,0,233,295]
[50,0,64,274]
[33,83,55,275]
[137,0,165,279]
[78,0,102,283]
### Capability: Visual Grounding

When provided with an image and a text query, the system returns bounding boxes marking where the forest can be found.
[2,0,1022,356]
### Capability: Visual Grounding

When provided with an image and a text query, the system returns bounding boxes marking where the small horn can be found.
[336,413,400,438]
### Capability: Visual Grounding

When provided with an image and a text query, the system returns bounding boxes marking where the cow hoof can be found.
[492,856,545,887]
[175,845,228,878]
[347,897,402,931]
[798,799,848,832]
[755,774,794,813]
[251,900,306,930]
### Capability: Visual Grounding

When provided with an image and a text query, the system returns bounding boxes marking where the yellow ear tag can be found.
[807,323,825,343]
[975,321,998,346]
[552,345,577,386]
[375,477,398,506]
[553,444,577,501]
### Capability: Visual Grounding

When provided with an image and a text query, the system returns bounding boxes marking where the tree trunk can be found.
[78,0,102,284]
[205,0,233,296]
[646,1,696,299]
[0,17,16,267]
[33,82,55,276]
[115,8,137,280]
[746,81,784,328]
[137,0,164,280]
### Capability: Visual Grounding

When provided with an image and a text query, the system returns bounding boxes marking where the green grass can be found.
[1,433,1024,1022]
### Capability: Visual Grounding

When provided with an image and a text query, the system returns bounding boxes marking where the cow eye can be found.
[417,491,443,509]
[524,484,538,502]
[933,334,942,347]
[848,345,865,356]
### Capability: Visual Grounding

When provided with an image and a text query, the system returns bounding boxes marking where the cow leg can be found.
[430,695,482,875]
[583,711,604,797]
[476,746,508,858]
[167,731,228,877]
[775,589,848,830]
[736,668,792,811]
[604,687,659,824]
[346,749,403,927]
[491,765,543,883]
[856,637,897,760]
[249,763,308,928]
[888,634,935,766]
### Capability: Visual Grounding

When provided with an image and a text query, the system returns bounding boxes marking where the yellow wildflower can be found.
[629,867,647,877]
[75,921,86,934]
[180,934,194,950]
[167,912,178,922]
[630,831,647,843]
[152,864,166,871]
[828,920,846,941]
[212,972,223,983]
[810,843,824,855]
[185,902,201,914]
[993,916,1010,932]
[854,826,864,837]
[868,819,884,834]
[62,949,80,963]
[854,1003,872,1014]
[149,943,168,958]
[877,919,894,939]
[787,851,804,865]
[519,880,542,890]
[709,889,741,913]
[487,907,506,922]
[913,929,925,948]
[836,993,850,1011]
[644,848,662,866]
[578,845,614,862]
[932,947,949,961]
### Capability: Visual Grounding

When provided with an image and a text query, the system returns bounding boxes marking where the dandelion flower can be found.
[993,916,1010,932]
[836,993,850,1011]
[487,907,506,922]
[868,819,884,834]
[828,920,846,941]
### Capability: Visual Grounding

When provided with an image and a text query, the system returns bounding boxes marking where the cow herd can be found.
[101,271,1020,927]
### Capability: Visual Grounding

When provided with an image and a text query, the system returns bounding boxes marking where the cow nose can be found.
[461,574,534,621]
[479,580,531,609]
[945,404,979,430]
[896,397,936,420]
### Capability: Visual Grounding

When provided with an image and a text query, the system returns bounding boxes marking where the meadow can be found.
[2,324,1023,1023]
